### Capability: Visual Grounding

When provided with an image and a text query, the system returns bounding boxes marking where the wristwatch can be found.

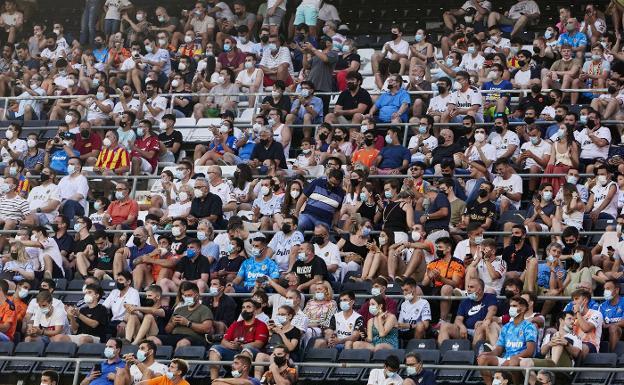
[36,208,41,213]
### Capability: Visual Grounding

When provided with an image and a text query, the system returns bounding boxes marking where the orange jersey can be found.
[9,295,27,324]
[0,299,17,340]
[351,147,380,168]
[427,257,465,288]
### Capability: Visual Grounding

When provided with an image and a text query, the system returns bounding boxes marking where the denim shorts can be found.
[210,344,260,360]
[294,5,318,26]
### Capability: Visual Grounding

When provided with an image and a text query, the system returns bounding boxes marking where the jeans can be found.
[104,19,120,36]
[61,199,85,222]
[298,213,331,233]
[80,0,102,45]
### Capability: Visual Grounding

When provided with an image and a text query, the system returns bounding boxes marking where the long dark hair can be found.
[281,180,304,214]
[233,163,253,190]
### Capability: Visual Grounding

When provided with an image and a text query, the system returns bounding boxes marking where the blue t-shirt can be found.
[458,293,497,330]
[292,96,324,124]
[49,147,80,174]
[563,299,600,312]
[93,48,109,64]
[425,192,451,232]
[238,142,255,160]
[536,263,566,288]
[599,296,624,324]
[209,135,237,154]
[375,88,410,122]
[237,256,280,288]
[302,177,345,224]
[379,144,411,169]
[145,48,172,75]
[129,243,156,267]
[558,32,588,48]
[482,80,513,104]
[497,319,537,359]
[90,359,125,385]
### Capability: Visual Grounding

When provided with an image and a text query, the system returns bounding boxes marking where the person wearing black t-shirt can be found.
[158,114,183,162]
[164,239,210,295]
[462,182,497,230]
[92,230,117,280]
[250,128,287,170]
[189,179,225,229]
[324,71,372,125]
[73,217,99,278]
[170,218,191,256]
[260,80,291,118]
[206,277,238,334]
[290,242,329,292]
[63,283,109,343]
[211,237,246,283]
[501,224,538,294]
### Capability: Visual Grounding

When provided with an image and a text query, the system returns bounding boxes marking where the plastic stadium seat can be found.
[1,341,45,374]
[0,341,15,371]
[236,108,254,123]
[439,339,471,354]
[196,118,221,128]
[121,345,139,356]
[62,293,83,306]
[572,353,616,385]
[497,210,528,228]
[608,355,624,384]
[362,76,376,90]
[67,279,85,291]
[341,280,373,294]
[101,280,116,291]
[65,343,105,375]
[156,345,173,360]
[174,117,197,128]
[326,349,370,381]
[410,349,439,365]
[174,346,206,378]
[406,339,437,351]
[53,278,68,290]
[298,348,338,382]
[33,342,77,373]
[436,350,474,384]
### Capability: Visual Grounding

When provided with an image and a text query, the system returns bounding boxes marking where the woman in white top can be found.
[148,170,175,216]
[2,240,35,289]
[235,53,264,109]
[161,185,193,225]
[339,170,367,227]
[82,85,114,126]
[232,163,255,211]
[551,183,586,242]
[268,107,291,159]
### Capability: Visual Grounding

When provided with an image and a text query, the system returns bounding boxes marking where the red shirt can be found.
[224,319,269,345]
[75,131,102,156]
[217,50,246,71]
[132,135,160,170]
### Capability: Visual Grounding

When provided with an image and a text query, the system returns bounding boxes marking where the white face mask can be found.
[65,115,74,124]
[27,139,37,148]
[184,35,193,43]
[5,130,13,139]
[260,186,271,196]
[474,133,485,142]
[102,137,112,147]
[290,190,300,199]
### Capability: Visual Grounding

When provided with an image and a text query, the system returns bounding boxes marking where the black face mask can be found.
[10,252,18,259]
[479,189,489,198]
[116,281,126,291]
[39,173,50,183]
[391,33,398,40]
[609,86,617,94]
[504,290,515,299]
[441,173,452,178]
[364,138,374,146]
[273,356,287,366]
[259,139,269,147]
[319,133,328,141]
[94,42,103,49]
[334,135,343,141]
[81,129,90,139]
[524,117,535,125]
[533,46,541,54]
[586,119,596,129]
[350,178,359,186]
[437,85,447,94]
[511,235,522,244]
[143,298,155,307]
[133,237,142,247]
[311,235,324,245]
[347,83,357,91]
[435,250,445,258]
[50,223,59,232]
[564,241,577,250]
[495,125,504,134]
[518,60,526,67]
[260,35,269,43]
[438,136,445,145]
[554,114,564,123]
[565,123,575,131]
[281,223,292,233]
[241,311,254,321]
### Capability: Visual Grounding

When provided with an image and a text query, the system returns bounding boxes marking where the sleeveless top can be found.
[383,201,408,232]
[357,201,377,222]
[272,123,290,158]
[554,141,573,166]
[372,322,399,348]
[341,234,369,260]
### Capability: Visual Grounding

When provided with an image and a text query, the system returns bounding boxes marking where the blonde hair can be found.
[315,280,334,299]
[11,241,29,263]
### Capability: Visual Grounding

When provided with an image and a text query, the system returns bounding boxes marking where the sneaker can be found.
[453,288,467,297]
[483,343,494,352]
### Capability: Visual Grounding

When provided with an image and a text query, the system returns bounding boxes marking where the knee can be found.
[441,284,453,295]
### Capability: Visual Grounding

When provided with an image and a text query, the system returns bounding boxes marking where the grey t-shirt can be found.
[308,50,338,92]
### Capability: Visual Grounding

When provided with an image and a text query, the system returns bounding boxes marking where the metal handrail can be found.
[0,355,620,385]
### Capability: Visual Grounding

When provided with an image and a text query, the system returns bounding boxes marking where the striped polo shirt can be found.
[0,194,30,221]
[302,177,345,224]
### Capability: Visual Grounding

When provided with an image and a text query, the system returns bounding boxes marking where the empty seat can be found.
[1,341,45,374]
[341,280,373,294]
[174,117,197,128]
[67,279,85,291]
[572,353,616,385]
[65,343,105,375]
[326,349,370,381]
[53,278,68,290]
[174,346,206,377]
[436,350,474,384]
[362,76,377,90]
[33,342,77,373]
[497,210,527,228]
[236,108,254,123]
[121,345,139,356]
[156,345,173,360]
[439,339,471,354]
[0,341,15,371]
[406,339,437,351]
[101,280,116,291]
[298,348,338,382]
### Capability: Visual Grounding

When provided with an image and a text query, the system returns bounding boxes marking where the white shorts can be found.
[524,223,548,232]
[138,157,153,173]
[497,357,509,365]
[394,231,408,243]
[67,334,101,344]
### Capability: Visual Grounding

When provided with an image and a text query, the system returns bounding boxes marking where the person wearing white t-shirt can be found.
[25,290,69,343]
[492,159,523,212]
[138,81,168,123]
[251,179,282,230]
[465,238,506,294]
[398,279,431,339]
[19,226,65,279]
[427,78,452,122]
[116,340,168,385]
[483,25,511,56]
[575,112,611,171]
[102,271,141,328]
[112,85,140,125]
[460,127,497,172]
[443,70,483,124]
[372,25,410,75]
[408,116,438,164]
[235,53,264,109]
[520,125,552,192]
[587,165,619,221]
[460,40,486,72]
[312,223,343,281]
[489,115,520,161]
[443,0,492,31]
[267,214,304,272]
[0,123,27,164]
[313,291,364,349]
[27,168,61,225]
[207,166,237,219]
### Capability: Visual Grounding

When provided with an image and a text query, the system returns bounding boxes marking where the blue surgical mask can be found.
[368,305,378,315]
[573,252,583,263]
[418,125,427,134]
[104,347,115,359]
[384,191,393,199]
[340,301,350,311]
[385,134,392,144]
[314,292,325,301]
[297,252,306,261]
[467,292,477,301]
[136,350,148,362]
[186,249,197,258]
[197,231,207,241]
[371,287,381,296]
[223,43,231,52]
[183,296,195,306]
[275,315,287,324]
[362,227,371,237]
[359,192,368,201]
[508,306,519,318]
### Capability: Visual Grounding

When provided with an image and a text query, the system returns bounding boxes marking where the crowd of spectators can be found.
[4,0,624,384]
